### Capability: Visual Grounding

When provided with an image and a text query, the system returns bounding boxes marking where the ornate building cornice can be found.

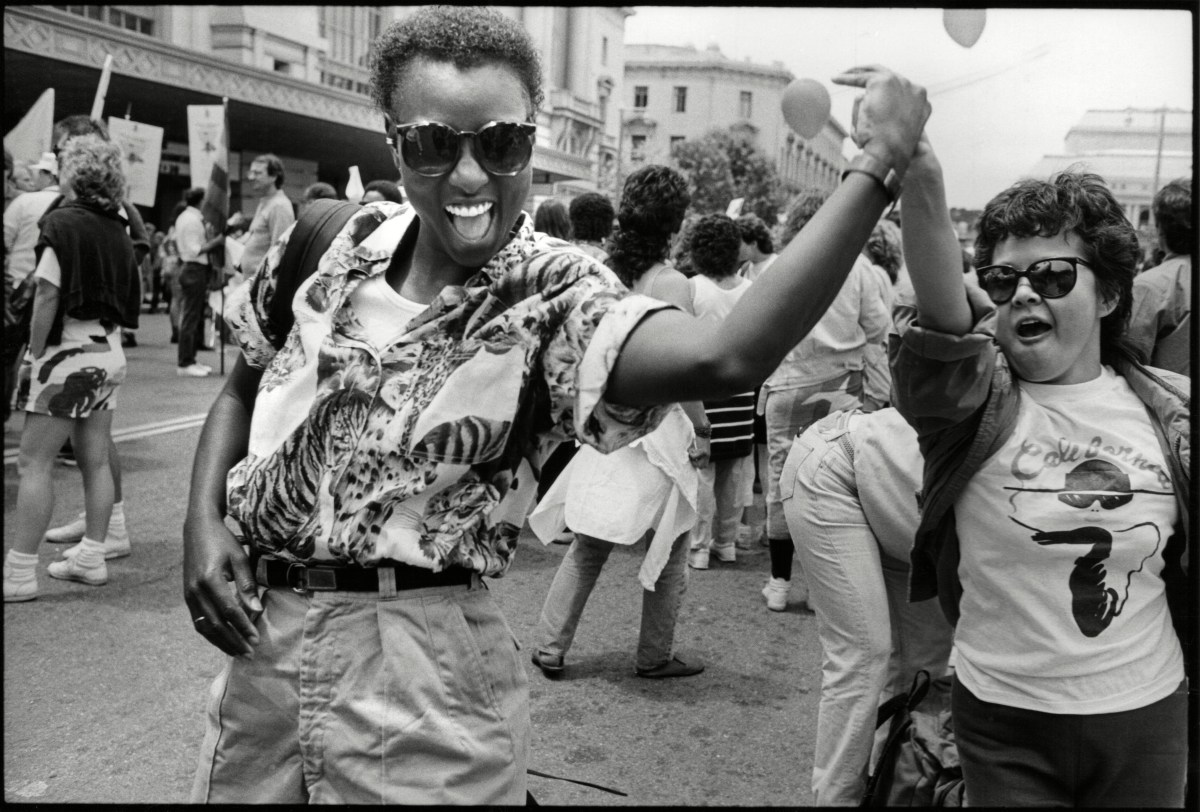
[4,5,381,132]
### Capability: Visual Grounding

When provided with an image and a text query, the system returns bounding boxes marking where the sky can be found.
[624,6,1195,209]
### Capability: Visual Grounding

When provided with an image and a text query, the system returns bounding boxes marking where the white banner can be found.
[4,88,55,165]
[187,105,225,193]
[107,117,163,208]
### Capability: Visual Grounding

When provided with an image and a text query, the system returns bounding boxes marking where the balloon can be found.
[780,78,831,139]
[345,165,364,203]
[943,9,987,48]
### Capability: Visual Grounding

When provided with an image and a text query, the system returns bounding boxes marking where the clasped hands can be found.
[831,65,931,179]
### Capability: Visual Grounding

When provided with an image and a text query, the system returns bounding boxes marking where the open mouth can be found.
[1015,318,1052,339]
[445,202,494,242]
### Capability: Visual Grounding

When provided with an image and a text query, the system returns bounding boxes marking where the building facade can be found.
[4,5,631,228]
[621,42,848,197]
[1028,107,1193,226]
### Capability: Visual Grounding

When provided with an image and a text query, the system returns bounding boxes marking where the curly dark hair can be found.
[690,214,743,278]
[736,213,773,254]
[974,168,1138,359]
[1152,178,1191,256]
[607,164,691,286]
[370,6,544,120]
[865,218,903,284]
[364,179,404,203]
[569,192,615,242]
[780,190,829,247]
[534,198,572,240]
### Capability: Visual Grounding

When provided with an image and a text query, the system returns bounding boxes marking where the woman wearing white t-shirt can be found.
[891,129,1190,807]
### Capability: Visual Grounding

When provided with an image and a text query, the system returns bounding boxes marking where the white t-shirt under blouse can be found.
[954,365,1183,714]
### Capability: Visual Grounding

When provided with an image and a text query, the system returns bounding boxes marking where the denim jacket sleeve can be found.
[891,283,999,451]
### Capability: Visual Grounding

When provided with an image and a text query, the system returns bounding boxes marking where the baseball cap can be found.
[30,152,58,176]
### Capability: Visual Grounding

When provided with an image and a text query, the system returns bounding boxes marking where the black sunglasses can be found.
[389,120,536,178]
[976,256,1090,305]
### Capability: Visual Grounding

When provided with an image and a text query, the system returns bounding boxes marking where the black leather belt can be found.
[252,554,473,593]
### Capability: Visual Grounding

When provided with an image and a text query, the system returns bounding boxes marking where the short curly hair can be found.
[569,192,615,242]
[607,164,691,286]
[780,190,829,247]
[974,167,1138,358]
[370,6,544,119]
[1152,177,1191,256]
[865,218,903,284]
[59,134,126,213]
[690,214,743,278]
[736,213,773,254]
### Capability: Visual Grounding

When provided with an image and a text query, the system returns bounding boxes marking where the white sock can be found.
[72,538,106,569]
[109,503,126,531]
[5,550,38,578]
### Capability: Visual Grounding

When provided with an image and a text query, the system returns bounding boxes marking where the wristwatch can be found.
[841,153,901,203]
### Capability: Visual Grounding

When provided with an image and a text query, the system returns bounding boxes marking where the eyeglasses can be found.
[389,120,536,178]
[975,257,1090,305]
[1057,492,1132,510]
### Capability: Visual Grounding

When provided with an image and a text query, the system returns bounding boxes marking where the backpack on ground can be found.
[861,670,964,807]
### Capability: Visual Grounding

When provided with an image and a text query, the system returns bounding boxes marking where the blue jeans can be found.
[535,530,689,672]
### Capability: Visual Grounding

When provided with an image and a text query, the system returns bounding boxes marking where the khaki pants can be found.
[191,576,529,804]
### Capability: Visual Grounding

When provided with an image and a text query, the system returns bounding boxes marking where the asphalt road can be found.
[4,312,822,805]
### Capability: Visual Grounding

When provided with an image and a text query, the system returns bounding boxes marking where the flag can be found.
[200,99,229,235]
[4,88,55,165]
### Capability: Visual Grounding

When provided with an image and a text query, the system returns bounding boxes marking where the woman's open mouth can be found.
[445,202,494,242]
[1015,317,1052,340]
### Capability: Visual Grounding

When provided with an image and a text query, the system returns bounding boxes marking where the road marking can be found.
[3,413,208,466]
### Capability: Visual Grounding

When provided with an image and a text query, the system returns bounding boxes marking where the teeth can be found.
[445,202,493,218]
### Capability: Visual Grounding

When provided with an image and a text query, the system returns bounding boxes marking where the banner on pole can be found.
[4,88,55,165]
[107,117,163,208]
[187,105,225,195]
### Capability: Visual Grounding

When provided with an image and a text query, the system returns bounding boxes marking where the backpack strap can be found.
[267,198,361,350]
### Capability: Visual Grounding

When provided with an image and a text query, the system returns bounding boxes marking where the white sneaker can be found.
[44,512,87,544]
[176,364,211,377]
[62,529,130,561]
[195,362,213,371]
[47,555,108,586]
[762,577,790,612]
[3,566,38,602]
[688,549,710,570]
[712,544,736,563]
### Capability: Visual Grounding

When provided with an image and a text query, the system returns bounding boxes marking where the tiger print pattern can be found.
[223,201,674,572]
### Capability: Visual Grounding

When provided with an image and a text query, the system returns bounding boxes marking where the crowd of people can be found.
[3,4,1192,807]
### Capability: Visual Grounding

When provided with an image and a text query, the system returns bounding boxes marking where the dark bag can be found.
[5,273,38,352]
[862,670,964,807]
[266,198,361,351]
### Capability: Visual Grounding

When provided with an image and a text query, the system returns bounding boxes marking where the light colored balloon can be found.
[780,78,831,139]
[943,9,987,48]
[345,165,364,203]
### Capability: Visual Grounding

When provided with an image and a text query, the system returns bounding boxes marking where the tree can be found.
[669,138,735,216]
[671,128,786,222]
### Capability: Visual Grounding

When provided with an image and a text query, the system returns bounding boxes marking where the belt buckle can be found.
[287,563,338,593]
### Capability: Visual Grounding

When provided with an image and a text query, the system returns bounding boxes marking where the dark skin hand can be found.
[182,355,263,656]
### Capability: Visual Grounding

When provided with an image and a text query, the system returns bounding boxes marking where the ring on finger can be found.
[192,615,207,624]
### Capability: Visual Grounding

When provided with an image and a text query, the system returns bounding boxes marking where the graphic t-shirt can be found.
[954,365,1183,714]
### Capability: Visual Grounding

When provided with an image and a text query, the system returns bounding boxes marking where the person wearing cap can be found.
[4,152,62,422]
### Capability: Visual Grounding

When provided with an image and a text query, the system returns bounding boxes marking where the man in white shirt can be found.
[175,188,224,377]
[3,153,61,421]
[237,154,295,281]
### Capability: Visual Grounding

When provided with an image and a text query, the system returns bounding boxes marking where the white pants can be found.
[780,409,953,805]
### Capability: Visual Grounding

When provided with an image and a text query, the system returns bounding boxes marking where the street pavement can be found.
[4,311,823,805]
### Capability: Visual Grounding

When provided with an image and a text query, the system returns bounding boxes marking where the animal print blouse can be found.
[223,202,671,574]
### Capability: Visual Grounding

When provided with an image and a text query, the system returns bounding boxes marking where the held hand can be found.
[905,130,943,182]
[687,435,711,469]
[831,66,930,174]
[183,513,262,657]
